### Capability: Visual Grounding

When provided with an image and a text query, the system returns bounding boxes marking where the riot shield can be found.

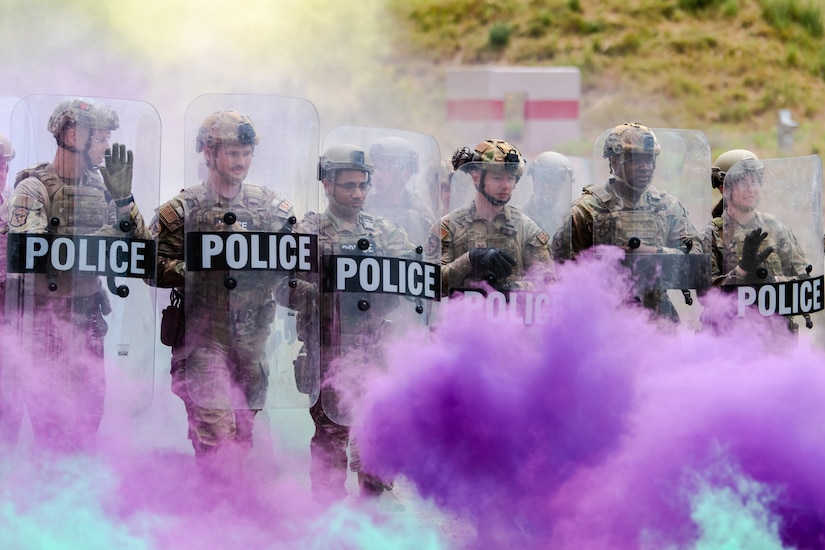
[317,127,441,425]
[580,127,712,319]
[440,156,557,328]
[0,96,22,441]
[512,153,591,245]
[5,94,160,429]
[325,126,442,250]
[718,156,824,332]
[182,94,320,412]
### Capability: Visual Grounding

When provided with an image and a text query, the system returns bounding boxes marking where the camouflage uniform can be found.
[551,178,702,318]
[440,201,553,295]
[153,182,294,465]
[8,161,150,450]
[293,206,414,500]
[703,210,809,285]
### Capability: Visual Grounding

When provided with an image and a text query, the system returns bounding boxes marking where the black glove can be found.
[739,227,774,273]
[100,143,134,203]
[469,248,517,280]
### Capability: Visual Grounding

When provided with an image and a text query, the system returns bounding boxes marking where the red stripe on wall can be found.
[524,100,579,119]
[446,99,579,120]
[446,100,504,120]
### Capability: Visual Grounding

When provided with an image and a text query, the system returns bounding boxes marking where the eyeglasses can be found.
[335,181,372,193]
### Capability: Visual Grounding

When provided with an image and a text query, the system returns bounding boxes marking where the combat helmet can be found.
[712,149,761,189]
[528,151,573,186]
[370,136,419,174]
[196,110,259,153]
[48,97,119,137]
[0,133,14,162]
[603,123,661,159]
[318,143,373,182]
[454,139,526,179]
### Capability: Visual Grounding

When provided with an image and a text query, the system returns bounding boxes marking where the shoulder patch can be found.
[158,203,183,230]
[440,224,449,240]
[278,199,293,213]
[537,231,549,245]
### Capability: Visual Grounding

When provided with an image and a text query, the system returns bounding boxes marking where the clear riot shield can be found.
[182,94,320,412]
[0,96,22,439]
[325,126,442,249]
[318,127,441,425]
[719,156,824,334]
[5,95,160,424]
[583,127,712,319]
[513,154,591,241]
[441,157,556,329]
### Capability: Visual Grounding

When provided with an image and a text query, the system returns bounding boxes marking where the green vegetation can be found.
[387,0,825,158]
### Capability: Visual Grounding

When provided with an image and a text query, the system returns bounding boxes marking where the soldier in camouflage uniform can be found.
[551,123,702,320]
[0,132,22,444]
[366,136,438,246]
[439,139,554,296]
[703,149,809,286]
[7,98,150,450]
[288,144,416,501]
[151,111,296,474]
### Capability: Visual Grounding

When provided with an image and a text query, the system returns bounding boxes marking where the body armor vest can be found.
[185,184,290,312]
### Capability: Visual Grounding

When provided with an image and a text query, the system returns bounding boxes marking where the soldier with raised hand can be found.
[439,139,554,296]
[551,123,703,321]
[7,97,152,451]
[703,150,818,331]
[151,110,301,477]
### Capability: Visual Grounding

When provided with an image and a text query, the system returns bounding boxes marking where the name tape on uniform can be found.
[322,254,441,300]
[733,276,825,317]
[186,232,318,272]
[8,234,156,277]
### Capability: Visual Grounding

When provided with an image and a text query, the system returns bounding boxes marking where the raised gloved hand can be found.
[469,247,517,280]
[739,227,774,273]
[100,143,134,203]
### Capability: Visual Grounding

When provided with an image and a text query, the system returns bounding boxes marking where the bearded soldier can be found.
[7,97,150,450]
[151,110,297,476]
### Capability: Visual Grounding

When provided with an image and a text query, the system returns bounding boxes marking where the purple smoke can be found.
[355,248,825,547]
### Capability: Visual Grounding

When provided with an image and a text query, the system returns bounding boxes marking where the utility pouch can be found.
[160,288,185,347]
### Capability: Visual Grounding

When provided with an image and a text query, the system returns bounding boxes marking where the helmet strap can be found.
[477,170,510,207]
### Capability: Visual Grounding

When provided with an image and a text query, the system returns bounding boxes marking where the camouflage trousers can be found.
[170,302,274,473]
[309,335,393,501]
[18,296,107,452]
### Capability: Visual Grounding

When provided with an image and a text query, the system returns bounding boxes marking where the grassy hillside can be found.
[388,0,825,160]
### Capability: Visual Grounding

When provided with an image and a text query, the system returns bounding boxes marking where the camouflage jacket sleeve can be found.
[439,217,472,296]
[149,193,185,288]
[774,221,811,279]
[522,215,555,283]
[661,195,703,255]
[703,219,729,286]
[551,199,594,261]
[8,177,50,234]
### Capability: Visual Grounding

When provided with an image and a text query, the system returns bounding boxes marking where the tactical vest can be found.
[16,163,110,236]
[184,184,292,312]
[448,205,529,286]
[715,218,784,278]
[316,211,401,332]
[588,185,668,247]
[15,164,111,298]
